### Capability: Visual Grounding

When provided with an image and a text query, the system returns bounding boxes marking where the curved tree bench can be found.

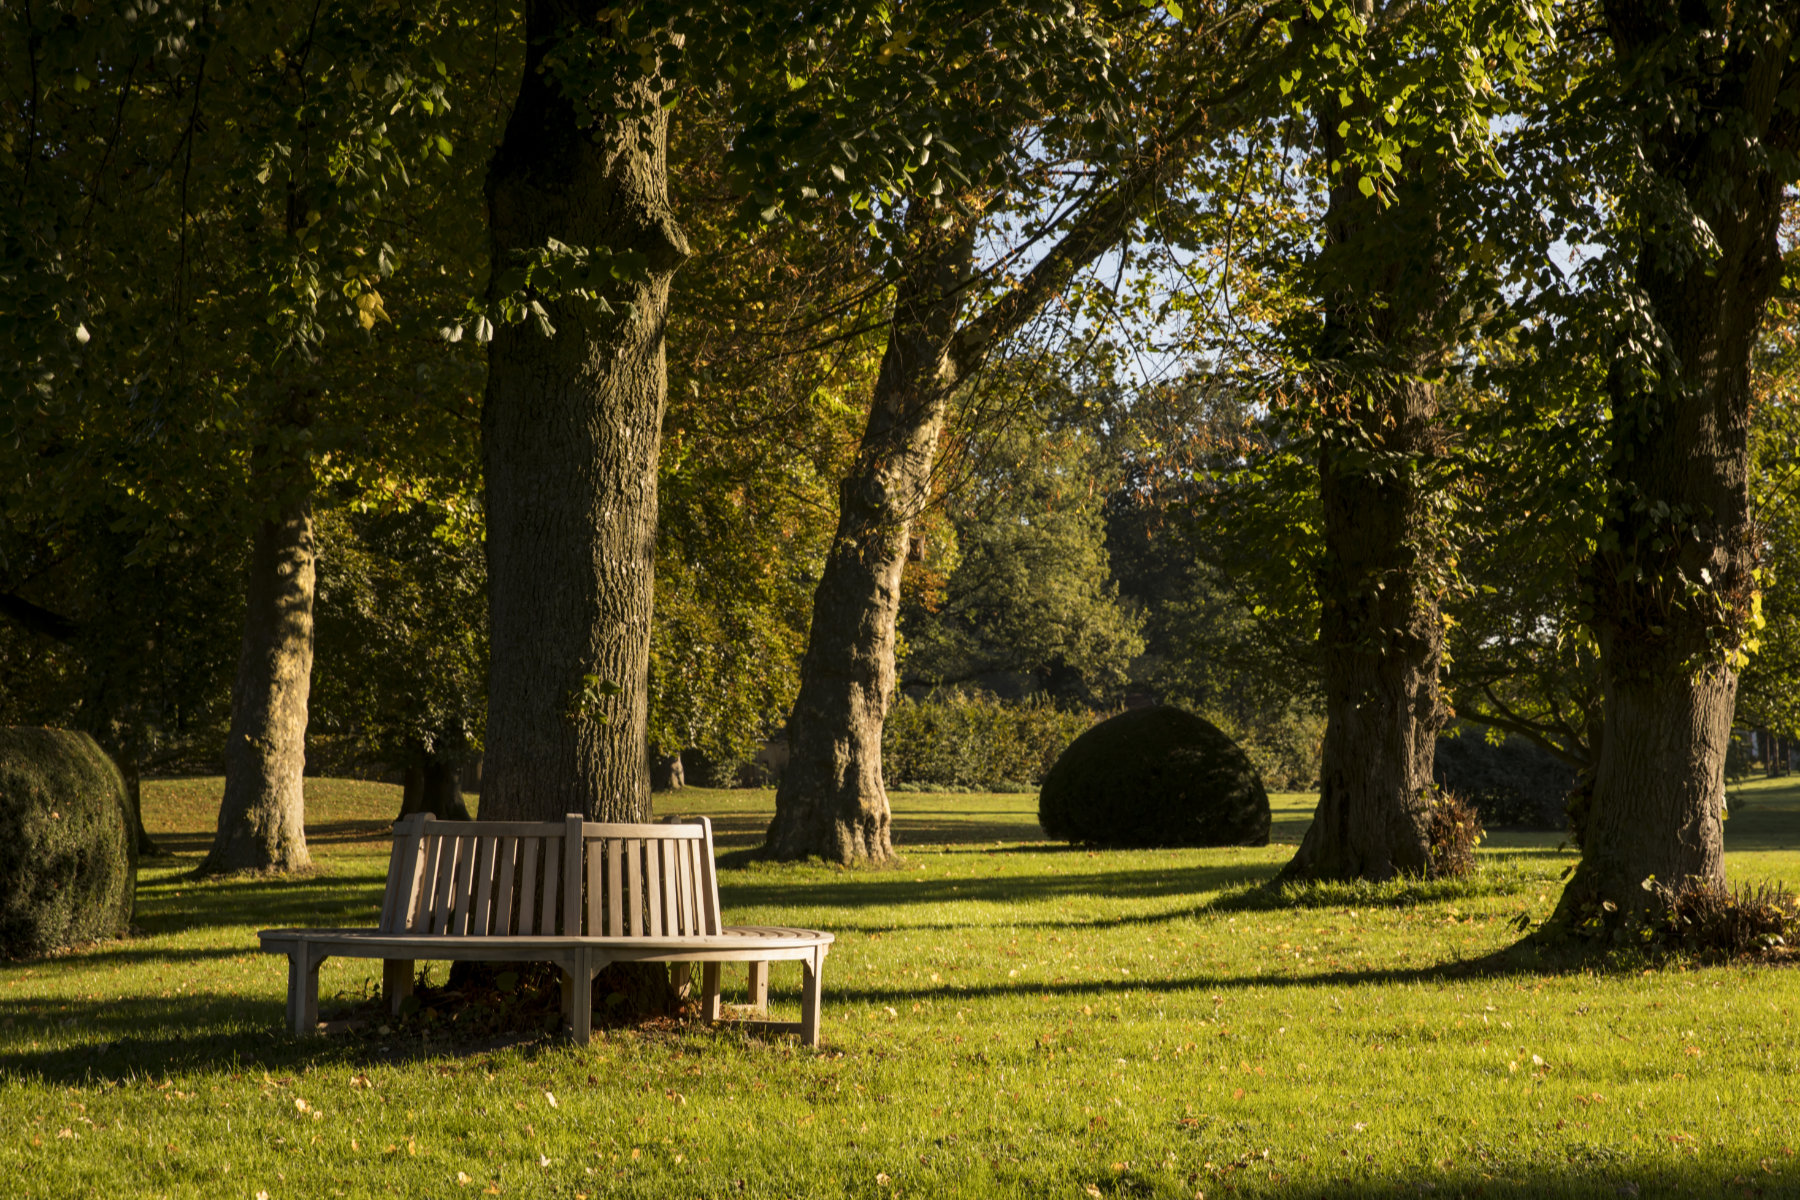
[259,814,832,1045]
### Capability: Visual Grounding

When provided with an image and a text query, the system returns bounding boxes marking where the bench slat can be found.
[410,833,437,933]
[540,838,561,937]
[675,838,693,935]
[606,838,624,937]
[585,836,603,937]
[562,815,583,939]
[663,839,680,937]
[494,836,517,935]
[648,839,666,937]
[431,835,462,935]
[517,837,539,936]
[379,832,406,932]
[626,839,644,936]
[472,837,498,936]
[697,817,721,935]
[449,835,477,935]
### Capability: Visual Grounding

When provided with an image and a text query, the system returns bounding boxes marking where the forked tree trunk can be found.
[762,68,1274,865]
[765,223,974,864]
[1281,65,1447,883]
[203,484,315,874]
[479,0,687,825]
[1552,2,1796,928]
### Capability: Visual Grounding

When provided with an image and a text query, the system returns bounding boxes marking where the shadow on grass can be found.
[719,861,1280,915]
[1096,1161,1795,1199]
[133,873,386,937]
[1202,861,1558,915]
[0,943,1568,1085]
[703,813,1047,851]
[150,820,397,856]
[0,995,564,1084]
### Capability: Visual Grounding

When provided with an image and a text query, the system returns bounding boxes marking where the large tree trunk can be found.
[1553,1,1796,928]
[1284,384,1444,880]
[765,222,974,864]
[479,0,687,824]
[203,483,315,874]
[1281,56,1447,883]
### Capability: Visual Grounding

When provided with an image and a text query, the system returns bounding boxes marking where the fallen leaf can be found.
[538,1155,550,1168]
[876,1173,890,1186]
[457,1170,472,1185]
[544,1091,558,1108]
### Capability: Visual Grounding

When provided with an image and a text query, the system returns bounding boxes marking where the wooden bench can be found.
[258,813,832,1045]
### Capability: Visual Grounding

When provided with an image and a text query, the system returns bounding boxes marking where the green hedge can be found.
[883,691,1103,792]
[0,727,134,960]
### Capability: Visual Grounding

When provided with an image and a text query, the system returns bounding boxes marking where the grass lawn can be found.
[5,777,1800,1198]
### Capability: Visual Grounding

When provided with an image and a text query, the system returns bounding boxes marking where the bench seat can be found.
[257,814,831,1045]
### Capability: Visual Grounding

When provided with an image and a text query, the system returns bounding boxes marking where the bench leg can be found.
[746,961,769,1015]
[382,959,414,1016]
[672,963,692,1010]
[800,950,825,1048]
[701,963,721,1022]
[288,944,322,1036]
[562,950,597,1045]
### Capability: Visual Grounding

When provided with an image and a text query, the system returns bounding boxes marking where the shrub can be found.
[882,691,1100,791]
[1202,705,1324,792]
[1426,790,1485,880]
[1037,705,1270,847]
[1432,725,1574,830]
[1647,878,1800,961]
[0,727,135,959]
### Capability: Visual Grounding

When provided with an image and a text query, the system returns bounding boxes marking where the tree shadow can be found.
[150,820,395,855]
[718,861,1280,915]
[132,872,387,937]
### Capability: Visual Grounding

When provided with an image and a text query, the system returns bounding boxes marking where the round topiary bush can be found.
[1038,706,1270,847]
[0,728,135,960]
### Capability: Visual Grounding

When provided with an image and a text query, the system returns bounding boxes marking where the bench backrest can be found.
[377,813,723,939]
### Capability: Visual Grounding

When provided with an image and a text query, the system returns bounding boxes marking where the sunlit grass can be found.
[3,775,1799,1197]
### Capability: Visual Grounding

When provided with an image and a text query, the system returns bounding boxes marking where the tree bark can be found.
[203,483,315,874]
[479,0,687,824]
[399,741,473,821]
[1552,1,1797,928]
[765,221,974,864]
[1281,50,1447,882]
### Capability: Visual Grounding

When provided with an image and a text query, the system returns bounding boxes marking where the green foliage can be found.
[1739,313,1800,740]
[1038,705,1271,848]
[881,690,1098,791]
[310,502,486,770]
[0,728,132,960]
[1,0,502,776]
[902,381,1144,701]
[1434,724,1577,832]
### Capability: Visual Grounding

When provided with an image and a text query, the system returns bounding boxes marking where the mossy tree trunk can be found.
[1281,51,1448,883]
[1550,2,1798,930]
[765,219,974,865]
[203,426,315,875]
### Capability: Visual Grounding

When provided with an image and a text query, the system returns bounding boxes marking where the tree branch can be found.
[0,591,79,643]
[947,37,1299,378]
